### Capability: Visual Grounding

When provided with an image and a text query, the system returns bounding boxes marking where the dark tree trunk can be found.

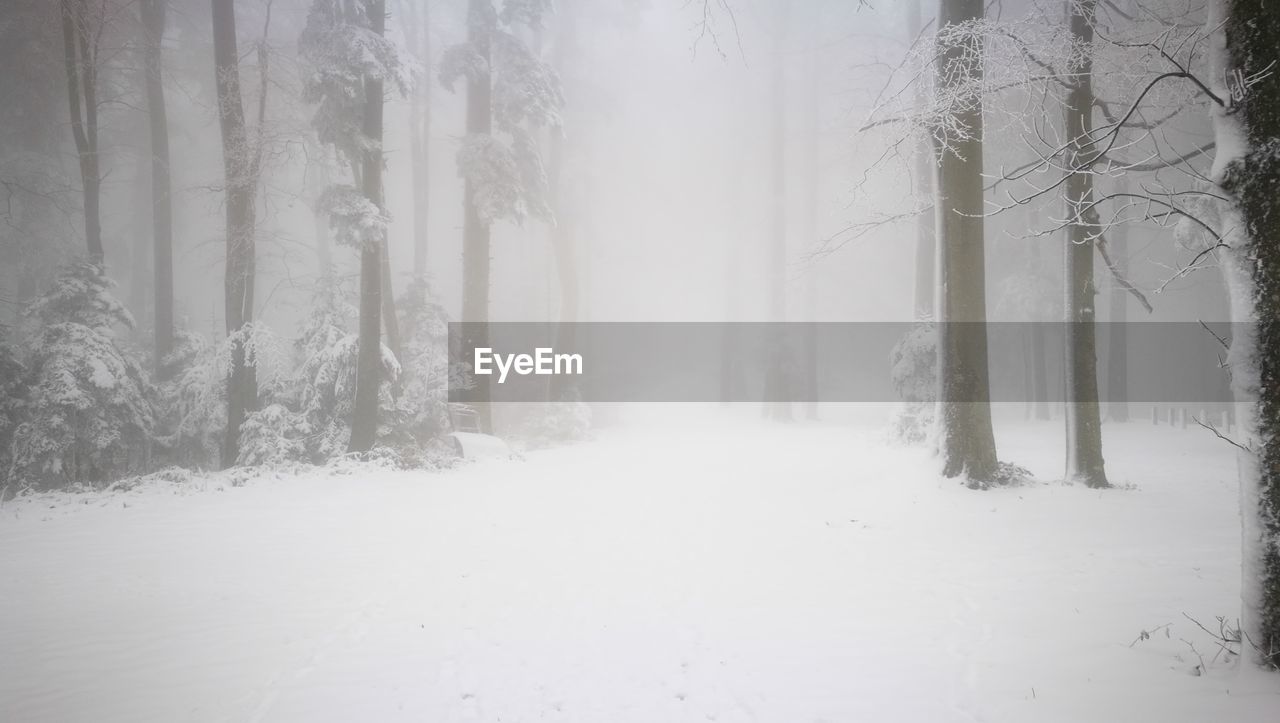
[1106,213,1129,422]
[348,0,388,452]
[211,0,258,467]
[1214,0,1280,670]
[460,0,494,433]
[59,0,103,265]
[141,0,174,378]
[129,133,151,320]
[1062,0,1108,488]
[934,0,998,484]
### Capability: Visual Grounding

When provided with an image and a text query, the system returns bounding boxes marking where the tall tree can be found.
[1062,0,1108,488]
[908,0,935,321]
[441,0,563,433]
[301,0,407,452]
[141,0,174,378]
[762,0,793,422]
[547,0,581,403]
[350,0,390,452]
[211,0,258,466]
[405,0,432,279]
[59,0,105,265]
[460,0,494,432]
[1106,184,1129,423]
[1209,0,1280,670]
[933,0,999,484]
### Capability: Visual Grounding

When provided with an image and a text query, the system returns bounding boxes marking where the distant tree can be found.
[59,0,110,264]
[402,0,433,279]
[210,0,259,467]
[440,0,563,432]
[140,0,175,379]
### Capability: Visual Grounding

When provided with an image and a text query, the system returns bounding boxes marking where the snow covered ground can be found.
[2,406,1278,722]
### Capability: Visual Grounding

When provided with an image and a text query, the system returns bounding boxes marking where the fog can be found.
[4,0,1277,719]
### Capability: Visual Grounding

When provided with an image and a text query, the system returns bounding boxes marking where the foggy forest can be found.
[2,0,1280,720]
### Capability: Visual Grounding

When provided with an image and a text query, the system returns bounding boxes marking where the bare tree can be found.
[211,0,259,466]
[1062,0,1108,488]
[933,0,999,484]
[140,0,174,378]
[59,0,105,265]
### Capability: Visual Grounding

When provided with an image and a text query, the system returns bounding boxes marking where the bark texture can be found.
[59,0,104,265]
[348,0,388,452]
[211,0,258,467]
[933,0,998,484]
[1063,0,1108,488]
[1213,0,1280,669]
[141,0,174,378]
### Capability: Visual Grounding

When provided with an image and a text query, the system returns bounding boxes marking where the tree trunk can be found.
[129,134,151,320]
[546,0,580,403]
[348,0,388,452]
[909,0,936,321]
[1062,0,1108,488]
[141,0,174,379]
[763,2,792,422]
[1210,0,1280,670]
[407,0,431,279]
[461,0,494,433]
[1106,211,1129,422]
[380,240,402,361]
[933,0,998,484]
[59,0,103,265]
[211,0,258,467]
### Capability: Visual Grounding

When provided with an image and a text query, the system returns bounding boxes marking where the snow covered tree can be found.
[395,277,452,447]
[300,0,408,453]
[0,340,25,481]
[932,0,1000,486]
[8,264,154,488]
[440,0,564,432]
[155,329,225,470]
[1207,0,1280,670]
[211,0,259,468]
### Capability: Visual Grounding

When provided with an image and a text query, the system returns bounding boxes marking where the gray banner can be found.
[446,322,1240,404]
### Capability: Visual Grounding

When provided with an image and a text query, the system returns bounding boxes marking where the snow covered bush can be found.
[155,329,225,469]
[513,401,592,450]
[0,340,25,478]
[7,263,155,489]
[394,277,452,447]
[889,322,937,445]
[236,403,308,468]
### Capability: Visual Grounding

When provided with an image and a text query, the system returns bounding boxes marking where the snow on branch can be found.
[316,185,390,250]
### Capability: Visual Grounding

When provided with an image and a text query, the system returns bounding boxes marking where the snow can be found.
[1,406,1277,722]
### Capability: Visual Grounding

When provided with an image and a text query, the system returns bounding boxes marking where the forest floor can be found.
[2,406,1278,722]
